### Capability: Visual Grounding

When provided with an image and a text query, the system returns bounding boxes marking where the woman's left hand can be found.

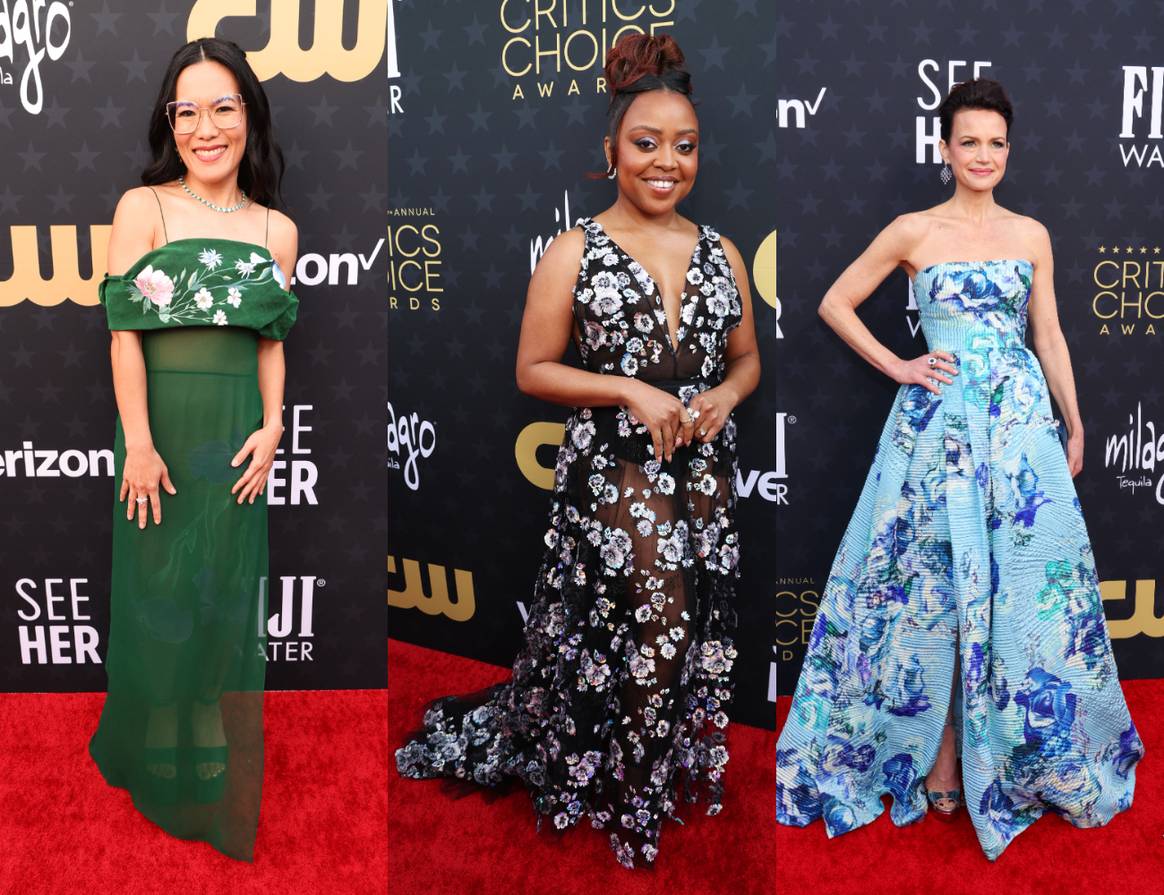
[230,423,284,504]
[1066,429,1084,478]
[687,386,738,444]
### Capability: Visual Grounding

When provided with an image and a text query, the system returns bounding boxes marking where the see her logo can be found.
[0,0,72,115]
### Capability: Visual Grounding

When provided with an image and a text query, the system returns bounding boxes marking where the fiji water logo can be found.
[0,0,72,115]
[1104,402,1164,503]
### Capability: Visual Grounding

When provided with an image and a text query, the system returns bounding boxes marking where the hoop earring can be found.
[605,162,617,180]
[939,163,952,185]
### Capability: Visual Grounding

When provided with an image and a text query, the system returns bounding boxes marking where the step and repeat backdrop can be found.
[774,3,1164,695]
[0,0,388,692]
[388,1,780,728]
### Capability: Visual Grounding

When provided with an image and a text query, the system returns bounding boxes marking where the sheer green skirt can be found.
[90,327,268,862]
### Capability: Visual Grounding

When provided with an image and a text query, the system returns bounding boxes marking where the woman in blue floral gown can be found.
[775,79,1143,860]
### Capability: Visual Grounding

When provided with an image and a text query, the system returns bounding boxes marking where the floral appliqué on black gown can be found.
[395,218,744,868]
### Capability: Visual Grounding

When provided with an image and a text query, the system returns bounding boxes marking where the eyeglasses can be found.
[165,94,246,134]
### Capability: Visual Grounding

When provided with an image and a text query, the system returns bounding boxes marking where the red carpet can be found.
[776,679,1164,895]
[388,639,776,894]
[0,689,388,893]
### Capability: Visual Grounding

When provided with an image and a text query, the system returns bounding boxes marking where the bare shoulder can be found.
[266,206,298,248]
[1012,212,1050,243]
[716,232,746,269]
[113,186,163,227]
[534,226,585,275]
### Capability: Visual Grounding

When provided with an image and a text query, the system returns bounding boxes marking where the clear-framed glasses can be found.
[165,94,246,134]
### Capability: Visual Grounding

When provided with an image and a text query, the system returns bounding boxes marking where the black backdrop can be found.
[0,0,388,692]
[387,0,779,729]
[774,1,1164,695]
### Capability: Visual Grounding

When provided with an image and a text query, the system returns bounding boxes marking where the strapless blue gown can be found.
[775,259,1144,860]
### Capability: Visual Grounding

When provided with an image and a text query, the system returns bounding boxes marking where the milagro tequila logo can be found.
[914,59,992,164]
[499,0,675,101]
[1119,66,1164,168]
[1105,403,1164,504]
[0,0,71,114]
[387,401,436,491]
[529,189,585,273]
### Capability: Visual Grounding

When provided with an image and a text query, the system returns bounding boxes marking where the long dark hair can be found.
[142,38,286,209]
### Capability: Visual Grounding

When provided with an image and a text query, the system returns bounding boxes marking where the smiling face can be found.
[606,89,698,214]
[171,60,248,187]
[940,107,1009,192]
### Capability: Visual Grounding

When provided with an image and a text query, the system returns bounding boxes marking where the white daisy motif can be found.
[234,252,265,276]
[227,287,242,308]
[194,288,213,310]
[212,309,228,326]
[198,248,222,270]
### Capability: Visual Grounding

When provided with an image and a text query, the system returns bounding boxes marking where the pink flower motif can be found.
[134,265,175,307]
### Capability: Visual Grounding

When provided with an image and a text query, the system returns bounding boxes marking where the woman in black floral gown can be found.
[394,34,760,869]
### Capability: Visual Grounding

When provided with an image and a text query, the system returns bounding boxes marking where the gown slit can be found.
[776,259,1143,860]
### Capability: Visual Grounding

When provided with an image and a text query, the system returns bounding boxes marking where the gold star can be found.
[1112,246,1121,254]
[1142,246,1149,254]
[1126,245,1134,253]
[1098,245,1107,253]
[1155,246,1161,254]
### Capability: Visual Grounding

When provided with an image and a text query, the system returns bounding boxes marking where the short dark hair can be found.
[938,78,1013,143]
[142,38,286,209]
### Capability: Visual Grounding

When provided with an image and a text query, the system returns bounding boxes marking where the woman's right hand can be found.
[892,351,958,396]
[120,445,177,529]
[623,380,696,463]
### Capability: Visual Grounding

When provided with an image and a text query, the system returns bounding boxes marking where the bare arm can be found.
[514,228,694,462]
[232,212,298,503]
[818,215,957,394]
[1027,222,1085,476]
[686,236,760,443]
[108,188,176,528]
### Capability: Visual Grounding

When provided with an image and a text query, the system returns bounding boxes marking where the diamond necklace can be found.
[178,175,249,213]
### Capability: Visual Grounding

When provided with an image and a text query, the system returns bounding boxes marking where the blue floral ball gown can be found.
[775,259,1144,860]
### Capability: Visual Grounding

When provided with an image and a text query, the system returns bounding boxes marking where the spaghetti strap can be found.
[264,207,270,248]
[147,186,169,245]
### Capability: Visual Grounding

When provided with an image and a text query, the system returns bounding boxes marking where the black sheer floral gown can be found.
[395,218,744,869]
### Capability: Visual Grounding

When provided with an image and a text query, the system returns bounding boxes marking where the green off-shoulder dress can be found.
[89,238,298,861]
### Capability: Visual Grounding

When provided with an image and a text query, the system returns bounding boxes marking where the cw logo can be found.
[1101,579,1163,638]
[387,554,476,622]
[0,225,109,307]
[188,0,386,83]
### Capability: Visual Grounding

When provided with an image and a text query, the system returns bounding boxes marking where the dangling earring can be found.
[605,162,617,180]
[939,163,953,185]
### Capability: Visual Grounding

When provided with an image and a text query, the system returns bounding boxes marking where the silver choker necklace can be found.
[178,176,249,213]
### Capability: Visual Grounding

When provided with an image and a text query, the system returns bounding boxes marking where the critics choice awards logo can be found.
[388,209,444,312]
[1090,245,1163,337]
[498,0,675,101]
[1119,66,1164,169]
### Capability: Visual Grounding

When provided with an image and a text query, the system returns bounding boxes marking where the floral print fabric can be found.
[776,259,1143,860]
[396,218,743,869]
[99,238,297,341]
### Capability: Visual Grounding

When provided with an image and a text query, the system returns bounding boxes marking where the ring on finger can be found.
[136,496,148,505]
[927,356,937,367]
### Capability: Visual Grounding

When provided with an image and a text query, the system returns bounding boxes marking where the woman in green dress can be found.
[89,38,298,862]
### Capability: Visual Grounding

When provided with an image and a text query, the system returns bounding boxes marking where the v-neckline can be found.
[590,218,703,354]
